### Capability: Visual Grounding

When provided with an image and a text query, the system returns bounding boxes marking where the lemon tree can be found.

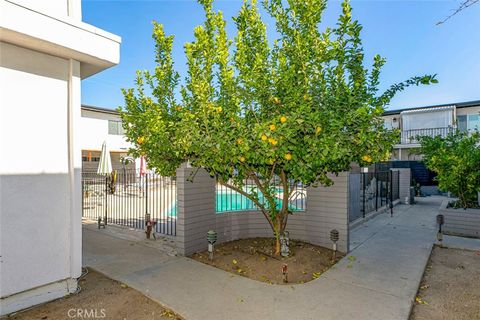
[121,0,436,254]
[418,131,480,209]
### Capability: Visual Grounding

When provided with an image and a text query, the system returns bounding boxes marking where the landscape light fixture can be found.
[97,216,106,229]
[330,229,339,260]
[436,214,444,246]
[280,231,290,257]
[206,230,217,261]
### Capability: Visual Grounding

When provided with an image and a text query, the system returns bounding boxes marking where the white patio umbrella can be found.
[97,141,112,175]
[97,141,112,227]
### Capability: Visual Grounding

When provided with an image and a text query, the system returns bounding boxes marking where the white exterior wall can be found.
[80,109,131,153]
[11,0,69,18]
[0,0,119,316]
[456,106,480,116]
[0,42,80,315]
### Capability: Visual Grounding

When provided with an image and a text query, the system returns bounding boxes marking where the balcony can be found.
[400,127,452,144]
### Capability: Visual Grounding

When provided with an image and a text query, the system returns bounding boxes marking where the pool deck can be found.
[83,196,445,320]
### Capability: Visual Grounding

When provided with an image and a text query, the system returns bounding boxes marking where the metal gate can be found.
[82,169,177,236]
[348,170,400,223]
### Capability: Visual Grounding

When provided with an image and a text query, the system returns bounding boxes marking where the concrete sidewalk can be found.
[83,197,444,320]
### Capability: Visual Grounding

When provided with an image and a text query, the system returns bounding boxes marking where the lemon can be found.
[362,155,372,163]
[315,127,322,134]
[261,135,268,141]
[240,156,245,162]
[269,124,276,131]
[137,136,145,145]
[268,138,278,146]
[285,153,292,161]
[280,116,287,124]
[236,138,243,145]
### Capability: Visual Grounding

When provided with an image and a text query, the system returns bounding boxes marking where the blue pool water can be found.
[167,191,304,216]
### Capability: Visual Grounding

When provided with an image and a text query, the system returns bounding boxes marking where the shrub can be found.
[418,130,480,209]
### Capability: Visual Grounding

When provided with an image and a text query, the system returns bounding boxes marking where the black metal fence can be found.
[216,178,306,212]
[82,169,177,236]
[376,160,435,186]
[348,171,400,223]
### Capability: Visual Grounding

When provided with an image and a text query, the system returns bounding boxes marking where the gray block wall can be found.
[175,165,216,255]
[304,172,349,252]
[176,165,350,255]
[440,201,480,238]
[392,168,411,204]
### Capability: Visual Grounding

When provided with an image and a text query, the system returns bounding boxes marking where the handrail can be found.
[400,127,452,144]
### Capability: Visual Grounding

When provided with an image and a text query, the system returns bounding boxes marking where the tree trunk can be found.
[274,215,285,256]
[275,235,281,255]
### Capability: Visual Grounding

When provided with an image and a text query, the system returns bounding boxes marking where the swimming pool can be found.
[167,190,305,216]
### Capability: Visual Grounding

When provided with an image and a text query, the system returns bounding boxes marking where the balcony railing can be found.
[400,127,452,144]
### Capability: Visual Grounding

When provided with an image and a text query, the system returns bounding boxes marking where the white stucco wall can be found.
[0,0,120,78]
[0,0,119,316]
[456,105,480,116]
[0,42,81,313]
[10,0,69,18]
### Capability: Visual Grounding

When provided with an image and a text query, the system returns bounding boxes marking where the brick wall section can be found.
[175,165,216,256]
[392,168,411,204]
[176,166,350,255]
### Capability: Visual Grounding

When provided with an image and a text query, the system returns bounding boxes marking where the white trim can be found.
[400,105,455,115]
[0,0,120,79]
[0,278,77,316]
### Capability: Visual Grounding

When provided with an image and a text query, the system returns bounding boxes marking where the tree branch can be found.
[249,172,278,215]
[437,0,479,25]
[217,178,275,230]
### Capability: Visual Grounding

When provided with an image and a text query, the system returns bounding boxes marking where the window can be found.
[468,115,480,131]
[401,108,453,131]
[383,120,393,130]
[108,120,125,135]
[457,114,480,132]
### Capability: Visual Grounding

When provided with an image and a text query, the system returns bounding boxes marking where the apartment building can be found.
[383,100,480,161]
[80,105,135,172]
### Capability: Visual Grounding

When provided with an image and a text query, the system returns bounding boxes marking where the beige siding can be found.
[175,166,350,255]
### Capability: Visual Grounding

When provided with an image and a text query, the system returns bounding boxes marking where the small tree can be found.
[418,130,480,209]
[120,0,436,254]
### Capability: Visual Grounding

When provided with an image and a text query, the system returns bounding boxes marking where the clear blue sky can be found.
[81,0,480,111]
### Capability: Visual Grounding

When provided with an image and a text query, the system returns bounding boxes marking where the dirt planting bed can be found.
[192,237,343,284]
[410,246,480,320]
[4,269,182,320]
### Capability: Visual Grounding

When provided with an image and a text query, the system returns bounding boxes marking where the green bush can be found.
[418,130,480,209]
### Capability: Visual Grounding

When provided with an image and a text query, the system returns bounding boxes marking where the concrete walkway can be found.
[83,197,445,320]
